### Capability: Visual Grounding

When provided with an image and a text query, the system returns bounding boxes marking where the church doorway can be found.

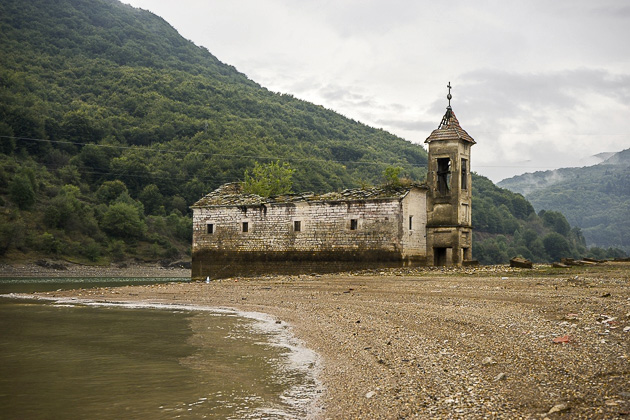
[434,247,451,266]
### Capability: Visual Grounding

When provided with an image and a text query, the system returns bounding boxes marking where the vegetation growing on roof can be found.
[243,161,294,197]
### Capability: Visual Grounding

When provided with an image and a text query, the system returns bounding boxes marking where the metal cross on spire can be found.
[438,82,454,129]
[447,82,452,108]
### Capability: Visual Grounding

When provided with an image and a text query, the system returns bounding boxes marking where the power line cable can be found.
[2,134,576,171]
[1,135,427,169]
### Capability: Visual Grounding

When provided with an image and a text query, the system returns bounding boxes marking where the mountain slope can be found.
[0,0,427,263]
[0,0,428,195]
[498,149,630,252]
[0,0,616,264]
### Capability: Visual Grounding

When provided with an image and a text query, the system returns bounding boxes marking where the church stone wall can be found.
[192,193,428,279]
[193,199,404,253]
[401,189,427,260]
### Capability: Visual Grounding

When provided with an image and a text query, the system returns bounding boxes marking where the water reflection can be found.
[0,288,320,419]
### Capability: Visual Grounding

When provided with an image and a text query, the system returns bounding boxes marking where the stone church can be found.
[191,88,475,279]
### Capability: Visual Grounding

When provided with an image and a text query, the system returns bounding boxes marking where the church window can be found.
[293,220,301,232]
[461,159,468,190]
[242,222,249,232]
[409,216,413,230]
[206,223,214,234]
[437,158,451,194]
[350,219,358,230]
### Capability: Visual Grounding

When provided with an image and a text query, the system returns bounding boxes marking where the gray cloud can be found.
[375,118,437,133]
[123,0,630,181]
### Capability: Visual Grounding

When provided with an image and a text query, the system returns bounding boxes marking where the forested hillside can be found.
[1,0,620,265]
[499,149,630,254]
[469,174,619,264]
[0,0,427,264]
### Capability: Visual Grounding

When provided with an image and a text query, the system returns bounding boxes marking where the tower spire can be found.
[426,82,475,143]
[437,81,455,129]
[447,81,452,108]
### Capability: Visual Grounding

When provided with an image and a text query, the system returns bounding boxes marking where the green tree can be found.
[72,144,110,183]
[44,185,82,229]
[543,232,571,261]
[243,161,294,197]
[0,219,17,255]
[138,184,164,215]
[9,173,36,210]
[383,166,403,187]
[100,202,146,240]
[541,210,571,236]
[108,239,126,261]
[0,123,16,154]
[96,180,128,204]
[170,195,188,214]
[80,238,102,262]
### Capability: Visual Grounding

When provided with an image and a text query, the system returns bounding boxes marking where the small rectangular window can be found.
[409,216,413,230]
[242,222,249,232]
[207,223,214,234]
[461,159,468,190]
[350,219,358,230]
[293,221,301,232]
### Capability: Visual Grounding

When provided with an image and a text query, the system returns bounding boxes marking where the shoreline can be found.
[7,262,630,418]
[0,261,191,279]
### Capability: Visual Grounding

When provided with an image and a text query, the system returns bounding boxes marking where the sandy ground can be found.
[13,262,630,419]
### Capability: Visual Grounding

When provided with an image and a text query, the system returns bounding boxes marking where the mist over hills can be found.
[499,149,630,252]
[0,0,623,264]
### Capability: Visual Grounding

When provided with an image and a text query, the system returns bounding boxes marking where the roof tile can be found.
[425,109,476,144]
[192,182,427,207]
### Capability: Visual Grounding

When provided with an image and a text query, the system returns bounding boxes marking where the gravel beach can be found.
[17,262,630,419]
[0,261,191,278]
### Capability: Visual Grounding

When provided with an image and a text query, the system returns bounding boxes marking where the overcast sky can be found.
[123,0,629,182]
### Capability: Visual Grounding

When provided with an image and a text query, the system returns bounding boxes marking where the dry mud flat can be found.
[36,263,629,419]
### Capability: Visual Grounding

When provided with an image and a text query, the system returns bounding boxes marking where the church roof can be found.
[425,83,476,144]
[191,182,427,208]
[424,107,476,144]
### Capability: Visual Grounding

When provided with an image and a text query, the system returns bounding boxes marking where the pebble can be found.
[547,403,568,414]
[494,372,507,381]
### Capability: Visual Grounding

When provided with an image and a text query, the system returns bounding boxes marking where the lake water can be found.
[0,278,321,419]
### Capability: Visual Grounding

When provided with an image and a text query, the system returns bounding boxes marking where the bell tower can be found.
[425,83,475,266]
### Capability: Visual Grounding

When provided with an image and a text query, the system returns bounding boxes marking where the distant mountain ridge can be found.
[602,148,630,166]
[498,148,630,252]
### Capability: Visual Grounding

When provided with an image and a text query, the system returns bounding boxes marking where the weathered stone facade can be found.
[425,106,475,266]
[191,185,428,279]
[191,89,475,279]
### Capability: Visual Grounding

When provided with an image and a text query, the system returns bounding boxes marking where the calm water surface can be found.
[0,278,320,419]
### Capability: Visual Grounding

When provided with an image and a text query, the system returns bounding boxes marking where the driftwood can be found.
[552,257,606,268]
[552,262,570,268]
[510,257,533,269]
[561,258,602,267]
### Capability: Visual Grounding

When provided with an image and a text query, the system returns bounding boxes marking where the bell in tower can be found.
[425,83,476,266]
